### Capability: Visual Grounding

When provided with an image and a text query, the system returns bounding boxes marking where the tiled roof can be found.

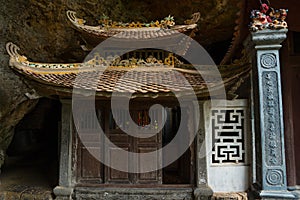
[6,42,251,98]
[66,11,198,40]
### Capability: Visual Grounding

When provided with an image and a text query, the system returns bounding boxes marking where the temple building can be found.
[1,1,300,200]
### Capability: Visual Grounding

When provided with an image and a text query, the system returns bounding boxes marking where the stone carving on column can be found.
[260,53,277,69]
[266,169,283,186]
[250,8,295,197]
[263,71,282,167]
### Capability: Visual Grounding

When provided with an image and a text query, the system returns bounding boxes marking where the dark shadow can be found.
[1,98,61,194]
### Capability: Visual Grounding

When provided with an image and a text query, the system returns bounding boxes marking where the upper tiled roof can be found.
[66,11,199,40]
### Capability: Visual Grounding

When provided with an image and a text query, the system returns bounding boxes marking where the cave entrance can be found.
[0,98,61,195]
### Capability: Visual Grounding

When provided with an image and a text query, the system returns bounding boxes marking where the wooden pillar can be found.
[251,29,295,199]
[53,99,74,200]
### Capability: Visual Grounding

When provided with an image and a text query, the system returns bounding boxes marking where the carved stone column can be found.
[251,29,295,199]
[54,99,74,200]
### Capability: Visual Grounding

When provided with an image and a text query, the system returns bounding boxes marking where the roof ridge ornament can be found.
[184,12,201,25]
[6,42,21,58]
[6,42,30,64]
[6,42,182,69]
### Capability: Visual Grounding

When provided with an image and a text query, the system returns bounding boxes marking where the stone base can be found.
[287,186,300,199]
[53,186,73,200]
[74,187,193,200]
[250,190,296,199]
[212,192,247,200]
[289,191,300,199]
[194,185,213,200]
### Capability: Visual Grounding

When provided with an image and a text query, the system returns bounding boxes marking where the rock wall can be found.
[0,0,240,170]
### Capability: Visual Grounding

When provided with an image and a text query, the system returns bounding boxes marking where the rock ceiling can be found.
[1,0,241,63]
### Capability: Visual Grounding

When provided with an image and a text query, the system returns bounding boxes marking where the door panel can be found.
[77,139,103,184]
[136,146,162,184]
[81,147,102,179]
[105,145,131,183]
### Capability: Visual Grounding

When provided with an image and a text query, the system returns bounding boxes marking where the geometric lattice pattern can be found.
[211,109,245,164]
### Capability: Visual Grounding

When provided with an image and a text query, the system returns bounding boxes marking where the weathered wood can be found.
[281,34,297,187]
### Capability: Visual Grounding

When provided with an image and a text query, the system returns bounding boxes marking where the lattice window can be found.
[211,109,245,164]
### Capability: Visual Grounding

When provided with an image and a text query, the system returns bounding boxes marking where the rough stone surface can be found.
[0,189,53,200]
[211,192,248,200]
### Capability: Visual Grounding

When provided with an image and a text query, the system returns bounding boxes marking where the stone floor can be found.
[0,155,56,200]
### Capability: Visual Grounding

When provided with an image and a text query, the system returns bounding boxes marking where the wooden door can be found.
[104,106,162,184]
[73,102,194,185]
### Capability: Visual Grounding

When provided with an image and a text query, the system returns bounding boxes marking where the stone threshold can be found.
[74,187,194,200]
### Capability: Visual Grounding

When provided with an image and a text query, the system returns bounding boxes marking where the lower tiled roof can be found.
[6,42,250,98]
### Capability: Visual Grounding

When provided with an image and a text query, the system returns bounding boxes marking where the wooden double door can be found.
[74,104,163,185]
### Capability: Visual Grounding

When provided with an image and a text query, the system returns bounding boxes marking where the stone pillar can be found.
[251,29,295,199]
[54,99,74,200]
[194,101,213,200]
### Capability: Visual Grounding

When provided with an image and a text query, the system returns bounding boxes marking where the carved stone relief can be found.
[260,53,277,69]
[262,71,283,167]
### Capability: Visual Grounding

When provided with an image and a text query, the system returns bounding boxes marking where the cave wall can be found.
[0,0,240,170]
